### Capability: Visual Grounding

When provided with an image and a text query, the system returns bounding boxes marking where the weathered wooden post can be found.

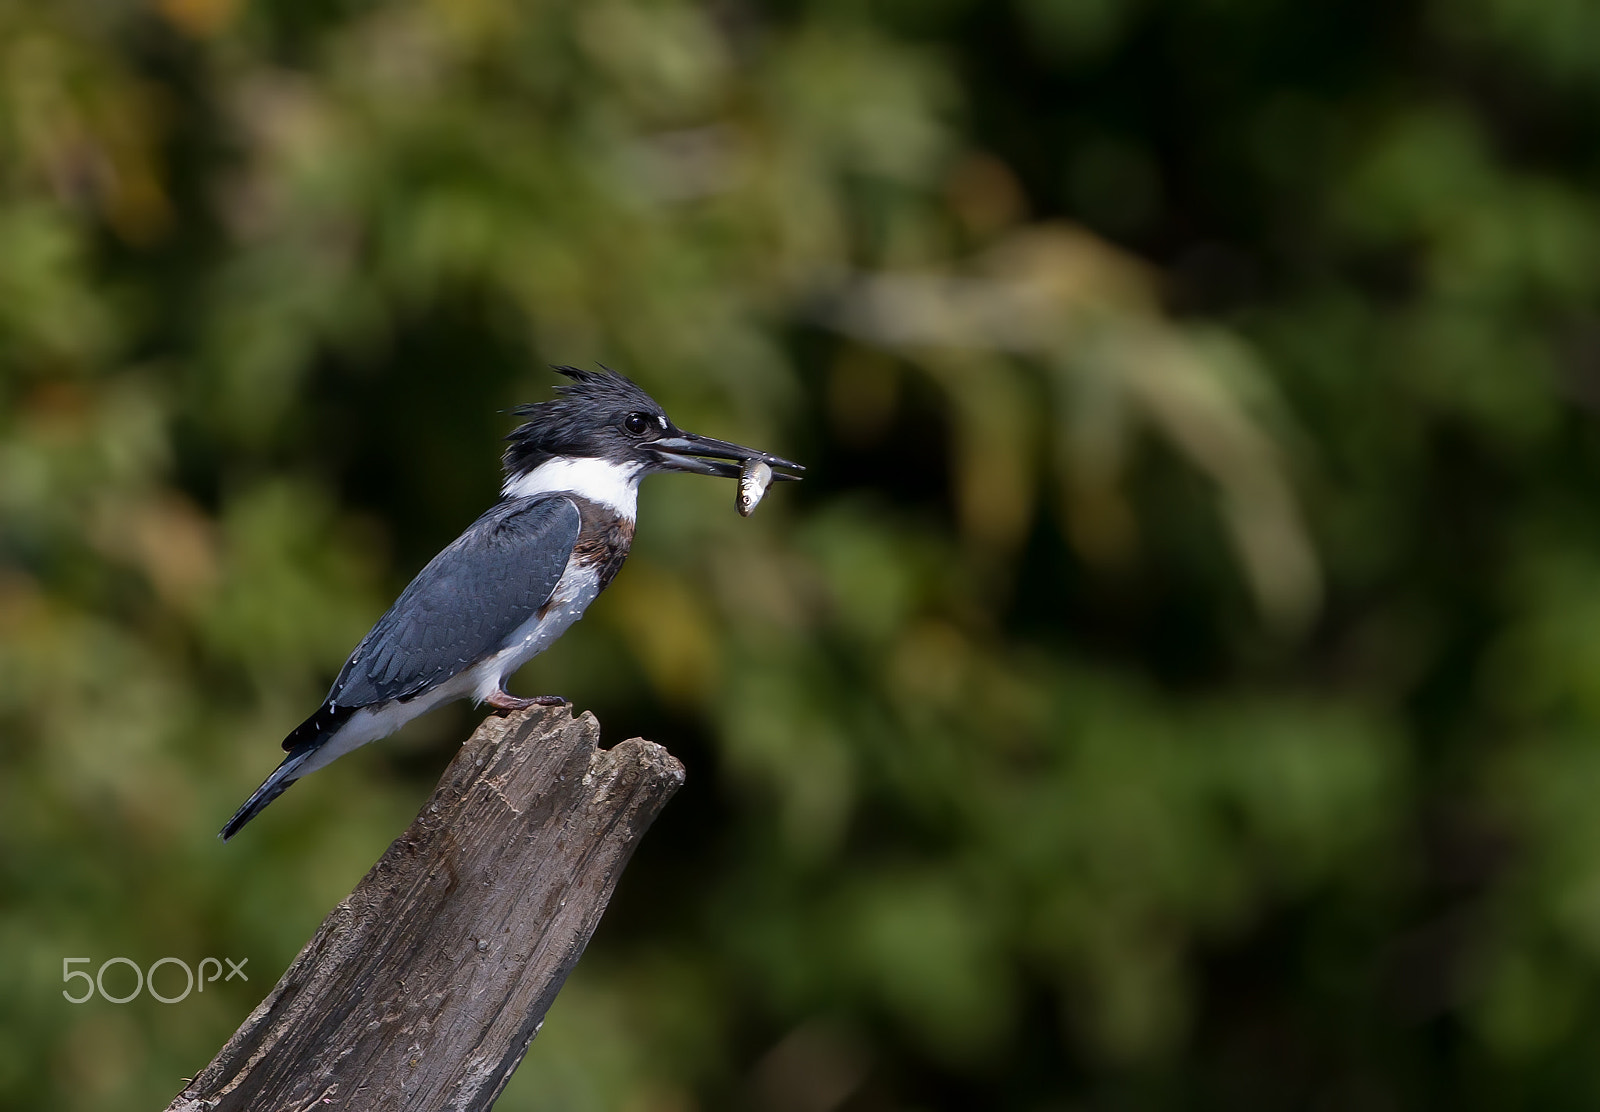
[167,704,684,1111]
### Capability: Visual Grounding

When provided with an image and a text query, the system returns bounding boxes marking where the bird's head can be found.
[502,366,802,508]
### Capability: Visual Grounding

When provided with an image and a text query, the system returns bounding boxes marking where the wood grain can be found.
[168,704,684,1112]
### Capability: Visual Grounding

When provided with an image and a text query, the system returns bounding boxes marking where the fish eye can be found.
[624,412,652,435]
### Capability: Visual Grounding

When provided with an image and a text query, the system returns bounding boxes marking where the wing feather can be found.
[325,495,582,710]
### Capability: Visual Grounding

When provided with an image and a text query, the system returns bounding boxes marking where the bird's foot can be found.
[485,690,566,715]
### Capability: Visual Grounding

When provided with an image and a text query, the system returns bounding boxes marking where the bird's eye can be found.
[624,412,652,435]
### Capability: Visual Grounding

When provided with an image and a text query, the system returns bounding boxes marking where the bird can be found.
[220,365,802,840]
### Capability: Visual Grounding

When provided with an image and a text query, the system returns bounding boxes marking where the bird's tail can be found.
[221,702,359,841]
[219,746,318,841]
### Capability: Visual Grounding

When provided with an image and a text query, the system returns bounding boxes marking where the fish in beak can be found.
[646,432,804,482]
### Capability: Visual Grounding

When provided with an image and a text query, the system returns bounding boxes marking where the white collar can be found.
[501,457,642,520]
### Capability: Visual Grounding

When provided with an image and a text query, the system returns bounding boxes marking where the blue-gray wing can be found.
[325,495,582,710]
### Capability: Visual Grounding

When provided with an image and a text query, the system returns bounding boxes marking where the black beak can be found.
[646,432,804,481]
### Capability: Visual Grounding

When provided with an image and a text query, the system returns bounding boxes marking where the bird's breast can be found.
[567,497,637,591]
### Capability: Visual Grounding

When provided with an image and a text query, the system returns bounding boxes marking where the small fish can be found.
[737,460,773,517]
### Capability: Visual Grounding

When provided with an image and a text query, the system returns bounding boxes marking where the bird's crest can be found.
[503,365,666,476]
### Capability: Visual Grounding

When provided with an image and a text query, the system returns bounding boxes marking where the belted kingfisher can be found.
[220,366,801,840]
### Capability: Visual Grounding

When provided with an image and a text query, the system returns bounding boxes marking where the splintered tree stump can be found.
[167,705,684,1112]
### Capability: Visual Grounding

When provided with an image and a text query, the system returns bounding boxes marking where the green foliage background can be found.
[3,0,1600,1107]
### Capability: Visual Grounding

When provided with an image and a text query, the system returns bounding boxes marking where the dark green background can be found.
[5,0,1600,1107]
